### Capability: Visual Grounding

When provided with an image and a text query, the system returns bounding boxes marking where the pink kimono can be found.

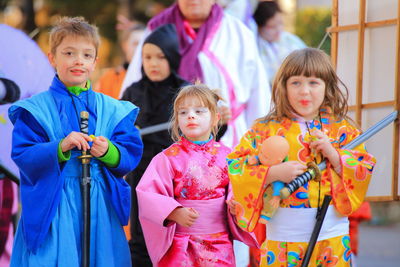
[136,137,257,266]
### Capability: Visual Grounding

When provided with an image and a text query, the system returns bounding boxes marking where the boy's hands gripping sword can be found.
[280,111,398,199]
[78,111,92,267]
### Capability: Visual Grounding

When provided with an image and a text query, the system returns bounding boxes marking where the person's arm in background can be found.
[243,29,271,127]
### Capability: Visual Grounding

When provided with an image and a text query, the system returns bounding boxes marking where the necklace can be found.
[68,90,90,133]
[304,112,323,216]
[304,114,324,164]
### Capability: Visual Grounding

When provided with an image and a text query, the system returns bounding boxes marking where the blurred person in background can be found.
[0,78,20,105]
[349,202,372,267]
[252,0,306,86]
[0,77,20,266]
[0,23,54,267]
[121,0,270,150]
[218,0,258,27]
[94,17,145,99]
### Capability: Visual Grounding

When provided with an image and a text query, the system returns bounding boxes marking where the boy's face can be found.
[142,43,171,82]
[48,35,97,88]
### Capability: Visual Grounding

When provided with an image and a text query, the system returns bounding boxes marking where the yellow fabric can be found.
[259,235,352,266]
[260,186,277,220]
[227,111,376,266]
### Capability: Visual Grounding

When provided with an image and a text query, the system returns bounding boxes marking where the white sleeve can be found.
[246,57,271,127]
[241,25,271,126]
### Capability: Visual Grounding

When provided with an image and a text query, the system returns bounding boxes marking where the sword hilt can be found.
[280,161,321,199]
[78,111,93,164]
[78,151,93,164]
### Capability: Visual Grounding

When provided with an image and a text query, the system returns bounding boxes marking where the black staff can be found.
[301,195,332,267]
[78,111,92,267]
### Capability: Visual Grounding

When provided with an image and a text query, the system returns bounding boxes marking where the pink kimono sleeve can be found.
[136,152,181,264]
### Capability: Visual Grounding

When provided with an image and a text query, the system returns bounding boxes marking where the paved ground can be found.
[355,222,400,267]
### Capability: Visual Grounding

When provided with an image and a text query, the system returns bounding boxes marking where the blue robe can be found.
[8,76,143,266]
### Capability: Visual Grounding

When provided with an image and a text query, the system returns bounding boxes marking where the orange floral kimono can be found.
[228,111,376,267]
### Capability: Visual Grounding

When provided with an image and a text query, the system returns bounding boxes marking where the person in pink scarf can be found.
[122,0,270,149]
[136,84,257,266]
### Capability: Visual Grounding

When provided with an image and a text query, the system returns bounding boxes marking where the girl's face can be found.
[48,36,97,88]
[142,43,171,82]
[287,75,326,120]
[177,96,217,142]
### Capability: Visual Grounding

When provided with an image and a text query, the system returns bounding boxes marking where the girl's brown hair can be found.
[170,83,223,142]
[264,48,350,122]
[49,16,100,56]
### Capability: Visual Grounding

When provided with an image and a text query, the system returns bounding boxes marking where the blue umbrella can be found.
[0,24,54,178]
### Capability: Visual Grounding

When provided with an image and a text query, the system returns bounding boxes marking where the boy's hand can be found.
[61,131,92,152]
[226,199,239,215]
[90,136,109,157]
[268,161,306,183]
[167,207,199,227]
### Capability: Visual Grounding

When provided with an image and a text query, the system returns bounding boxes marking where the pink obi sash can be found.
[176,196,228,235]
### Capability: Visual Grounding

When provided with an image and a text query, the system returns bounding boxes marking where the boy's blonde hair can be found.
[49,16,100,55]
[264,48,349,122]
[170,83,223,142]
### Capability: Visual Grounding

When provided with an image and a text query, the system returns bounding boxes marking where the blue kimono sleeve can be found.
[107,110,143,177]
[102,109,143,225]
[12,109,62,184]
[11,109,64,251]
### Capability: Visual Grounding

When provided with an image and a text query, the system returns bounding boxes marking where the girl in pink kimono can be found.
[136,84,257,266]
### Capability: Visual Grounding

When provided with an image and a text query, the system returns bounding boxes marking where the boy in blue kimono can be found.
[8,16,143,266]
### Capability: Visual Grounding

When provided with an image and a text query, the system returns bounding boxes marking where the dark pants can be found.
[126,147,158,267]
[129,180,152,267]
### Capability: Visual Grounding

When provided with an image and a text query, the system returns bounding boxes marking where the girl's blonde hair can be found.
[170,83,223,142]
[264,48,349,122]
[49,16,100,56]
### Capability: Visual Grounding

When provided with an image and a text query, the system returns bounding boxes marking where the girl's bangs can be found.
[283,50,330,81]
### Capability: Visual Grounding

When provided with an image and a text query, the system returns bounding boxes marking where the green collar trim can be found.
[67,80,91,96]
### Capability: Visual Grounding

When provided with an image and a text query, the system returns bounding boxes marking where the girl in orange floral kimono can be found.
[228,48,376,267]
